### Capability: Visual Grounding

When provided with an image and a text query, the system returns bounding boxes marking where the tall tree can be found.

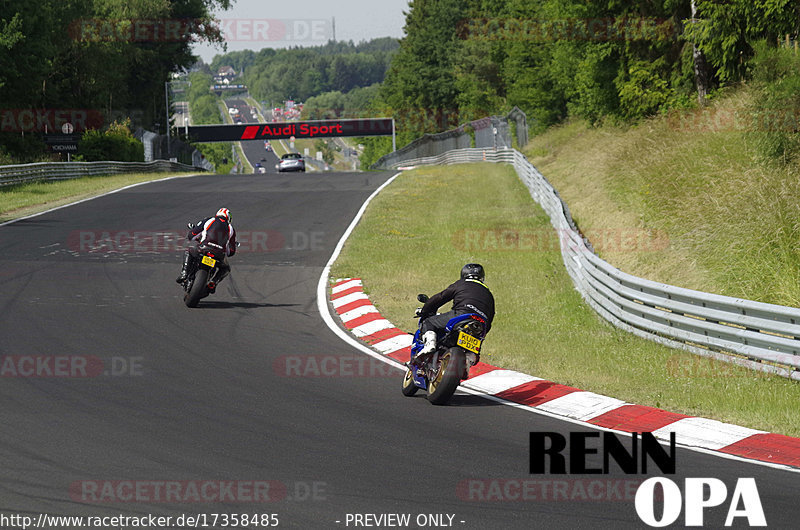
[0,0,233,159]
[689,0,710,106]
[684,0,800,84]
[381,0,472,131]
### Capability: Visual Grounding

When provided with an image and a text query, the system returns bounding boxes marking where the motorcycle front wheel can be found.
[427,348,465,405]
[401,366,419,396]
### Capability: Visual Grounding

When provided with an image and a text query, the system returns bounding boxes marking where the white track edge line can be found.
[315,172,800,475]
[0,172,204,228]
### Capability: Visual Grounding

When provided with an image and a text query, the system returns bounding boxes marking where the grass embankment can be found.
[292,138,361,172]
[0,172,197,223]
[331,163,800,437]
[525,88,800,307]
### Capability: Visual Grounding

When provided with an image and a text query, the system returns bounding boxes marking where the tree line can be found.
[0,0,231,162]
[376,0,799,132]
[204,38,398,107]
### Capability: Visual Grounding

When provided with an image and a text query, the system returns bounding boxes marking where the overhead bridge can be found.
[185,118,395,143]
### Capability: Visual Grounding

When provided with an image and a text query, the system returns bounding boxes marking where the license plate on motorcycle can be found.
[201,255,216,267]
[457,331,481,353]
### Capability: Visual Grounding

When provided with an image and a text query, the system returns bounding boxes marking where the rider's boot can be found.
[419,331,437,354]
[175,251,192,283]
[410,331,437,365]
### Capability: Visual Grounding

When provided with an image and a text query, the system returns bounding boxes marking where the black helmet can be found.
[461,263,485,282]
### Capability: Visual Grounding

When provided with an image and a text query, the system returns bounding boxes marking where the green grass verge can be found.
[235,144,254,174]
[300,138,360,172]
[330,163,800,437]
[0,172,198,223]
[524,87,800,307]
[288,138,312,157]
[290,138,326,172]
[271,140,290,158]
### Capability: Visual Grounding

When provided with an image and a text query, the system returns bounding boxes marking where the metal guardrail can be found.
[390,147,800,381]
[0,160,201,187]
[372,109,524,170]
[389,147,516,169]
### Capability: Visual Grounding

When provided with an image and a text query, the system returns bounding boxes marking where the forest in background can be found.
[3,1,799,165]
[0,0,232,162]
[358,0,800,166]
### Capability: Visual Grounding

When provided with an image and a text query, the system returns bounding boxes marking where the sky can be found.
[192,0,411,63]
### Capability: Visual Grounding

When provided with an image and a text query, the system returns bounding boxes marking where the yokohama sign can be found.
[186,119,394,142]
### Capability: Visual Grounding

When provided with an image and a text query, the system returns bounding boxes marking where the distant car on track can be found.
[277,152,305,173]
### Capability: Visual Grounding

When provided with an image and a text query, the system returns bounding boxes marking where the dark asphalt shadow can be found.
[1,218,62,227]
[192,301,300,309]
[402,392,503,407]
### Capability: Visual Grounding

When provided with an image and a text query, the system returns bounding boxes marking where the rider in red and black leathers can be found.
[176,208,237,287]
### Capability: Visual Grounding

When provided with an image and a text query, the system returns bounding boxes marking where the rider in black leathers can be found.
[414,263,495,361]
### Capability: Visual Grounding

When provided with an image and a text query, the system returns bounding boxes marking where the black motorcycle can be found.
[179,224,228,308]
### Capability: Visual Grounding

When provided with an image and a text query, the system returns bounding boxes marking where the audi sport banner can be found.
[186,118,394,142]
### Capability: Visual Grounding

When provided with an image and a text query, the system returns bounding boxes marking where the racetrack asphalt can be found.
[0,171,797,529]
[226,98,281,175]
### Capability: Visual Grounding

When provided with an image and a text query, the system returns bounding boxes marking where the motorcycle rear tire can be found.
[184,268,209,308]
[427,348,464,405]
